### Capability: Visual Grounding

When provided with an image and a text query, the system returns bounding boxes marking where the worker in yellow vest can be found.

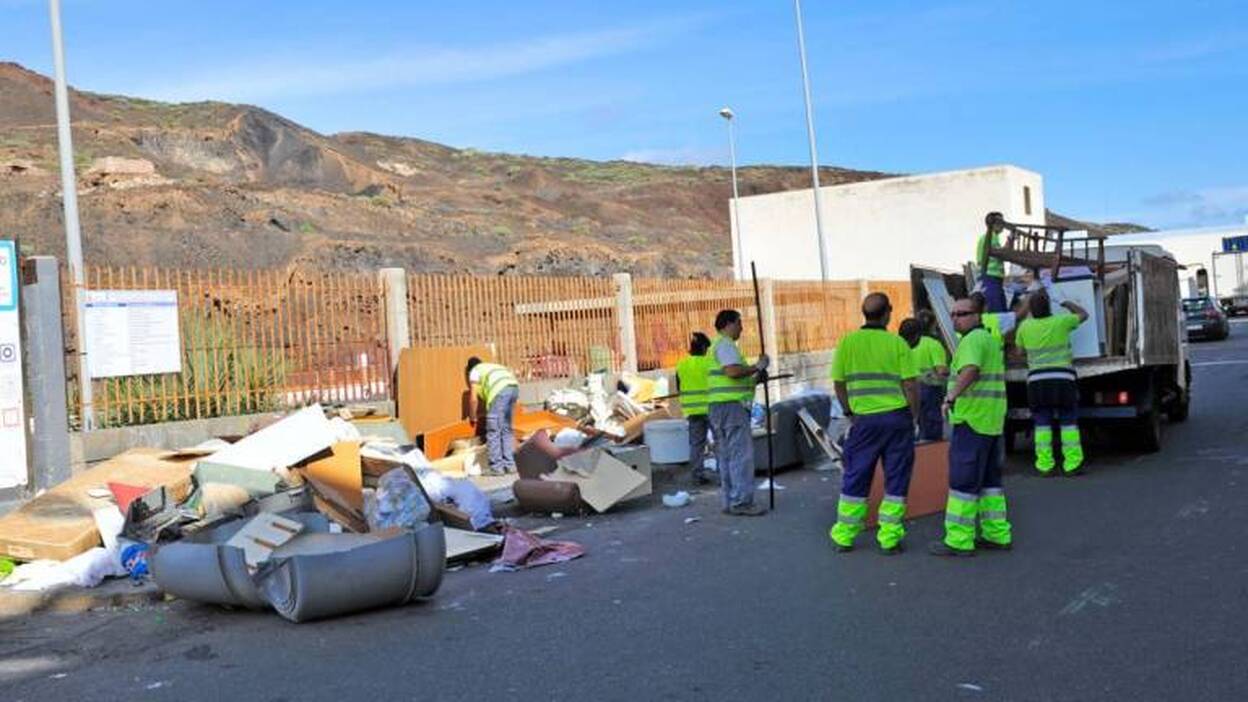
[707,309,769,517]
[675,332,715,484]
[1014,290,1089,476]
[900,316,949,442]
[930,296,1013,557]
[465,357,520,476]
[829,293,920,554]
[977,212,1009,313]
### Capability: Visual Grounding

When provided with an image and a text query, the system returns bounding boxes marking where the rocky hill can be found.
[0,62,1137,277]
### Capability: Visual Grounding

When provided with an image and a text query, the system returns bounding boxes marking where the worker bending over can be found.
[465,357,520,476]
[1014,290,1089,476]
[977,212,1010,313]
[707,309,770,517]
[900,313,949,442]
[675,332,715,484]
[930,297,1013,557]
[830,293,919,554]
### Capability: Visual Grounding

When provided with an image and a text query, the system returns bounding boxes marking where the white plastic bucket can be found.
[644,418,690,464]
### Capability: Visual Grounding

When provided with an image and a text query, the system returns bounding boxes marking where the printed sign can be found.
[85,289,182,378]
[0,240,27,488]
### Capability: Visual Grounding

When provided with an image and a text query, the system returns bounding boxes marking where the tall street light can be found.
[49,0,92,429]
[719,107,746,280]
[793,0,830,282]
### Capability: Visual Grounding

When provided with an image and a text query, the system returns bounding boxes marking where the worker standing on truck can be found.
[901,315,949,442]
[465,357,520,476]
[1014,290,1089,476]
[930,297,1013,557]
[707,310,770,517]
[829,293,920,554]
[675,332,715,484]
[977,212,1009,313]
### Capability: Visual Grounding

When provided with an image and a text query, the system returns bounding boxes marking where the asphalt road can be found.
[4,321,1247,701]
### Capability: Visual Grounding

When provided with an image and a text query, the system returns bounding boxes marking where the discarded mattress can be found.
[151,514,445,622]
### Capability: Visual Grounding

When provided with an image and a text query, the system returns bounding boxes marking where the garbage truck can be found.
[911,222,1190,453]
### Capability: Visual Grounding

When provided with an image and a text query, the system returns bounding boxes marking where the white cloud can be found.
[1128,185,1248,229]
[139,21,691,103]
[620,146,725,166]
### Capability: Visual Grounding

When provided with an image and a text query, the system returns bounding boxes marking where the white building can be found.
[730,165,1046,281]
[1112,219,1248,297]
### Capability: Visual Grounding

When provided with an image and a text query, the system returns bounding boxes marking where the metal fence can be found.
[62,266,391,428]
[61,265,912,428]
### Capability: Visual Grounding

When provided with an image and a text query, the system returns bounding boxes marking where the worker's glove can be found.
[756,368,770,384]
[756,354,771,372]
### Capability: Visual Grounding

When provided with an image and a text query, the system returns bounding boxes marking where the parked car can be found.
[1184,296,1231,341]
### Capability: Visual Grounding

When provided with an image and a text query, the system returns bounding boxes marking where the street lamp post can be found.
[719,107,745,280]
[49,0,92,429]
[793,0,830,282]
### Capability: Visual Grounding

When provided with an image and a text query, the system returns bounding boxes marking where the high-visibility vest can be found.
[948,327,1007,436]
[706,335,756,406]
[675,354,713,417]
[978,231,1004,278]
[983,313,1004,346]
[474,363,518,406]
[1015,314,1080,381]
[913,335,948,386]
[833,328,913,415]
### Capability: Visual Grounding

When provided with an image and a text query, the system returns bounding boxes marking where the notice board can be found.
[0,240,27,488]
[85,289,181,378]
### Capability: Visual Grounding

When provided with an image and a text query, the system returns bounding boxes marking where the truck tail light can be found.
[1118,391,1130,405]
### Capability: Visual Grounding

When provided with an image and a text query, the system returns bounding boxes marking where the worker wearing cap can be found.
[901,314,949,442]
[930,297,1013,557]
[676,332,715,484]
[707,309,769,517]
[465,357,520,476]
[1014,290,1089,476]
[829,293,920,555]
[977,212,1009,313]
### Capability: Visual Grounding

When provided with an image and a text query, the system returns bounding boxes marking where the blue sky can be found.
[2,0,1246,229]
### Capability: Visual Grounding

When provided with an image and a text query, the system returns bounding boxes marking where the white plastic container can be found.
[643,418,690,464]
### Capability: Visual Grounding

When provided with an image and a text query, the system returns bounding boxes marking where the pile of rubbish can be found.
[544,371,675,442]
[0,403,583,622]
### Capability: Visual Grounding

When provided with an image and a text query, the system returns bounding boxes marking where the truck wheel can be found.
[1167,363,1192,423]
[1137,398,1163,452]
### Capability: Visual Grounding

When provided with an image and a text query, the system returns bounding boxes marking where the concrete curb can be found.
[0,579,164,619]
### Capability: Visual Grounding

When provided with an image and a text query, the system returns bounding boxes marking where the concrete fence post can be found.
[22,256,72,491]
[612,273,638,373]
[379,268,410,374]
[760,277,782,399]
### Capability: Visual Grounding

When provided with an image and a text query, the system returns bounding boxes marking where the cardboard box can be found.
[605,444,652,502]
[547,448,646,513]
[866,440,949,527]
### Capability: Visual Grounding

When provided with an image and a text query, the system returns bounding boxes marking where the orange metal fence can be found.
[62,266,391,428]
[59,266,911,428]
[406,274,619,380]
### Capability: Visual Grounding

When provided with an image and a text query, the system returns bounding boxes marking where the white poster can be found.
[85,289,182,378]
[0,240,27,488]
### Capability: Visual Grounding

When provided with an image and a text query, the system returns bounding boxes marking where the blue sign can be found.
[1223,235,1248,253]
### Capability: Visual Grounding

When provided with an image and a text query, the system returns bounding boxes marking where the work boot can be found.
[1064,466,1085,477]
[1036,468,1057,479]
[975,538,1013,551]
[728,503,767,517]
[879,542,904,556]
[692,470,714,486]
[928,541,975,558]
[831,542,854,553]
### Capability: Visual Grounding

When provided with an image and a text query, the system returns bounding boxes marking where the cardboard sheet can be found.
[444,527,504,562]
[605,444,653,502]
[547,449,645,513]
[0,448,195,561]
[225,513,305,571]
[203,404,334,472]
[866,441,949,527]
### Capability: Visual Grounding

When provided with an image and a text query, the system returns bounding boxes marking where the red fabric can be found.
[108,482,154,515]
[495,526,585,570]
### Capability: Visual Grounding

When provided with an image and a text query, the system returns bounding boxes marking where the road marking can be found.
[1191,360,1248,367]
[1059,583,1119,616]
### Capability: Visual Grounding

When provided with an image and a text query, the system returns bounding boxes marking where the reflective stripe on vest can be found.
[476,363,518,406]
[707,336,755,405]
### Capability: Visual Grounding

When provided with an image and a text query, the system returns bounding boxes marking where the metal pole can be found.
[49,0,92,430]
[793,0,830,283]
[727,117,745,280]
[751,261,775,511]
